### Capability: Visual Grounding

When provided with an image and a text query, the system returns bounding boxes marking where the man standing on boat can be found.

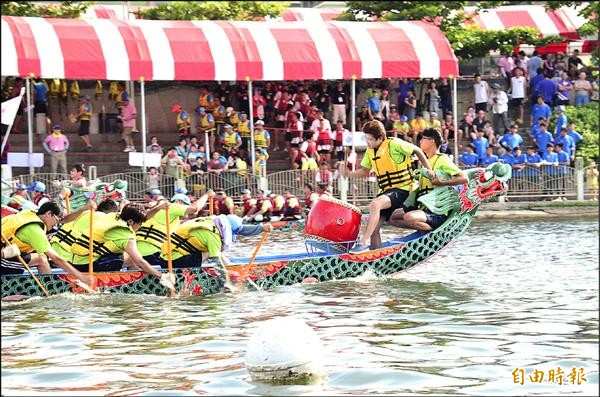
[162,214,273,269]
[346,120,433,253]
[1,201,92,285]
[389,129,467,231]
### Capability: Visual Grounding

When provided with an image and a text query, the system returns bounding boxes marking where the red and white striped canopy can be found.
[464,5,598,54]
[1,16,458,81]
[281,8,347,22]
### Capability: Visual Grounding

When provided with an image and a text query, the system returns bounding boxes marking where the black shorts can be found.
[143,252,167,268]
[510,98,524,107]
[240,137,250,151]
[1,253,32,275]
[34,101,47,114]
[73,254,123,272]
[378,188,410,221]
[425,211,447,229]
[475,102,488,113]
[79,119,90,136]
[171,252,203,268]
[285,132,292,142]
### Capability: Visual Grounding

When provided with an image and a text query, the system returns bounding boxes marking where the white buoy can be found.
[245,317,325,383]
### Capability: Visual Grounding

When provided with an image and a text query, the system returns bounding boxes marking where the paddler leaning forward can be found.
[1,201,93,285]
[50,202,175,290]
[163,212,273,269]
[131,190,211,269]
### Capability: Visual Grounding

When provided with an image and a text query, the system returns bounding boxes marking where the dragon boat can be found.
[1,163,510,298]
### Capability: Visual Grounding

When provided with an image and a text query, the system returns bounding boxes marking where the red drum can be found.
[304,195,362,252]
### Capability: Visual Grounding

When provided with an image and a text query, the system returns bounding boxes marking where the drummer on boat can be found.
[1,201,93,285]
[346,119,433,253]
[389,128,467,231]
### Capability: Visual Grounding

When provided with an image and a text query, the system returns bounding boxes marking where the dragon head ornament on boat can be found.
[418,162,511,216]
[60,179,128,211]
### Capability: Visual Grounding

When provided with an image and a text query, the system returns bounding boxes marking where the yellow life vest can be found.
[1,210,46,255]
[69,80,80,100]
[136,209,181,250]
[176,111,190,131]
[368,138,414,191]
[79,102,92,121]
[49,79,60,98]
[416,154,444,200]
[56,211,131,257]
[200,114,216,132]
[254,130,268,148]
[95,80,103,100]
[229,112,240,126]
[162,217,219,257]
[237,120,250,138]
[59,80,68,99]
[223,132,239,149]
[108,81,119,101]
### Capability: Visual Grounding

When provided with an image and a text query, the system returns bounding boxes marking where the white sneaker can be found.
[552,197,562,202]
[123,147,132,152]
[561,197,568,201]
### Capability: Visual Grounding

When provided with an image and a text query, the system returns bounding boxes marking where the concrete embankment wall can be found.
[474,202,599,220]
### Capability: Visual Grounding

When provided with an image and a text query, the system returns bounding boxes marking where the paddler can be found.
[132,191,210,269]
[389,128,467,231]
[1,201,92,285]
[49,202,174,289]
[346,119,433,253]
[162,214,273,269]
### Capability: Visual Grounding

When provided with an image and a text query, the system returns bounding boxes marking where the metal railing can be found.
[4,158,597,206]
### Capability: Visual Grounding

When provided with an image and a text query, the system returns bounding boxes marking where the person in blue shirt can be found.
[566,122,583,146]
[534,123,554,157]
[525,146,542,180]
[498,124,524,152]
[480,146,498,166]
[511,146,528,190]
[367,90,381,118]
[534,75,557,106]
[542,143,559,198]
[498,147,513,166]
[553,105,568,136]
[554,128,575,163]
[529,55,542,79]
[33,77,48,115]
[528,116,545,140]
[459,144,479,168]
[555,143,571,200]
[472,130,489,162]
[530,96,552,127]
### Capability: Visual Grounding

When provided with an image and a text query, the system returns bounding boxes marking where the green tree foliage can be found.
[341,1,590,60]
[558,103,599,165]
[133,1,290,21]
[1,1,92,18]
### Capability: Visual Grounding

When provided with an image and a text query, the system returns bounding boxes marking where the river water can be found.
[2,219,598,396]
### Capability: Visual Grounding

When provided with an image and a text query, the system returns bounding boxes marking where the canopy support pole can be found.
[247,78,256,174]
[140,78,147,172]
[452,76,459,164]
[350,76,356,172]
[1,87,24,157]
[26,77,34,175]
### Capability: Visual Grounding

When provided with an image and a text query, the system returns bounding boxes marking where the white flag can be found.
[1,87,25,126]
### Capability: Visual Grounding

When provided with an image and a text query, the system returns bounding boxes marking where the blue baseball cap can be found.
[148,188,161,197]
[175,187,188,195]
[197,107,205,114]
[400,115,408,122]
[15,183,27,190]
[241,188,251,195]
[170,193,191,205]
[26,181,46,193]
[52,124,62,130]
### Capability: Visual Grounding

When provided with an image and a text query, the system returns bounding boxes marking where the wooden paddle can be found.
[239,230,269,289]
[87,203,96,292]
[209,195,214,216]
[64,190,71,214]
[163,203,176,296]
[1,232,49,297]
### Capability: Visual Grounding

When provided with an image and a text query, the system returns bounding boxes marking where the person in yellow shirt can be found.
[409,113,427,142]
[393,115,411,141]
[76,95,93,151]
[426,112,442,133]
[346,120,432,253]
